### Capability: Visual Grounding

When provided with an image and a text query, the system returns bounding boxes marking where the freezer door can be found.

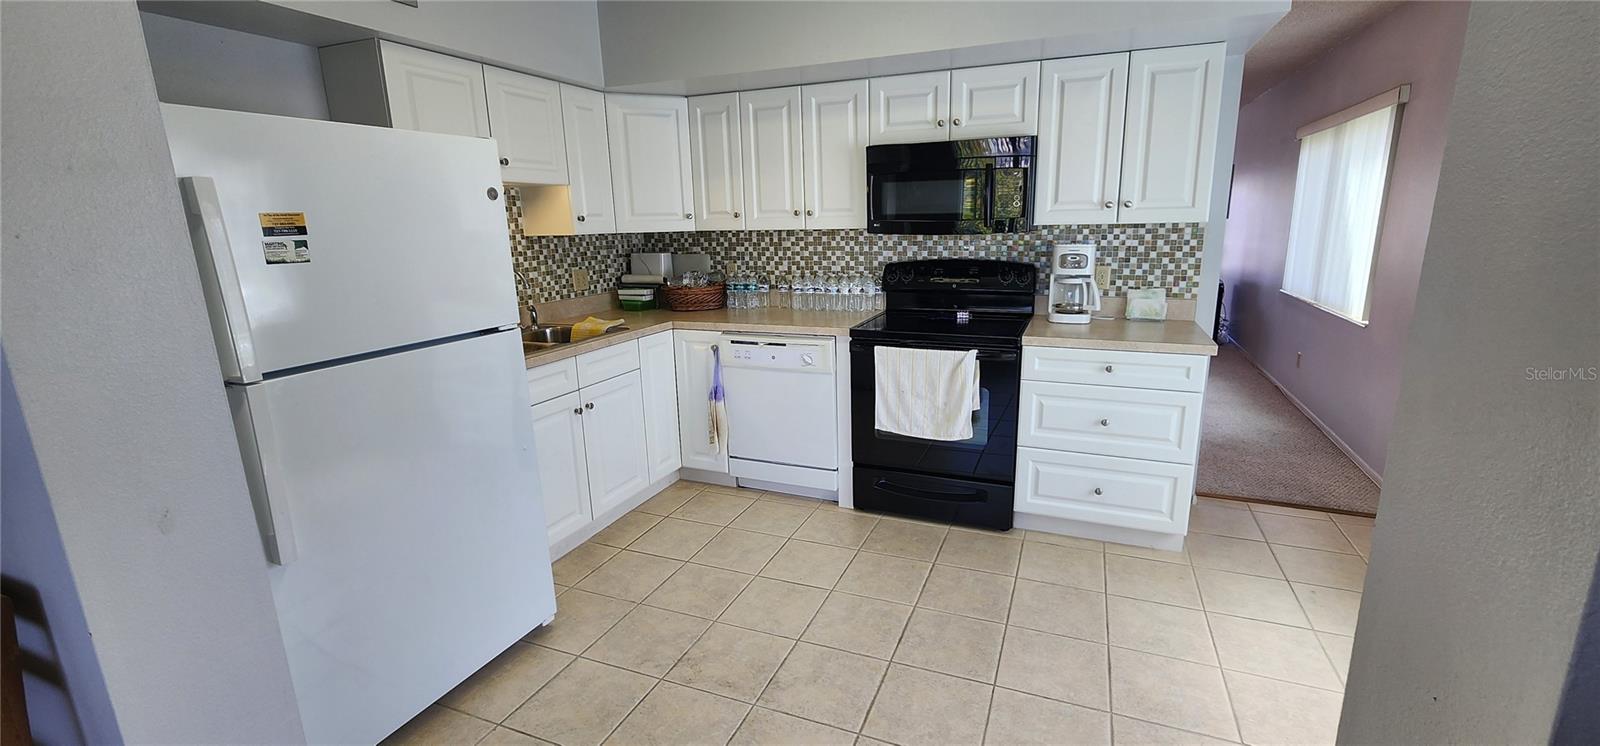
[163,104,517,380]
[230,330,554,744]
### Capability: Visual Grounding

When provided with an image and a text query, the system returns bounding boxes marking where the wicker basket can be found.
[662,283,725,311]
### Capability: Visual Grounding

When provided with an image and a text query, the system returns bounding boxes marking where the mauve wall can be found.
[1220,0,1469,478]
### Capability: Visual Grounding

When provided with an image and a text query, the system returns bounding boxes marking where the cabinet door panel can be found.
[580,371,651,515]
[639,331,683,481]
[689,93,745,230]
[675,331,728,473]
[560,85,616,234]
[1035,54,1128,225]
[1120,43,1224,223]
[1016,447,1193,534]
[530,392,590,546]
[950,62,1039,138]
[801,80,868,229]
[606,94,695,233]
[740,87,805,230]
[868,71,950,145]
[381,41,489,138]
[484,67,568,184]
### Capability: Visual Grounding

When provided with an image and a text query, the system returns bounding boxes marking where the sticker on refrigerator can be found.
[263,239,310,264]
[259,212,308,237]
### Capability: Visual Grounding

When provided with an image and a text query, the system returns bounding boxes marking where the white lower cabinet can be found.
[527,341,666,552]
[1016,345,1210,539]
[639,331,683,482]
[674,330,729,473]
[580,371,651,516]
[530,391,592,543]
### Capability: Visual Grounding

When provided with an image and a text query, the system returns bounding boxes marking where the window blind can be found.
[1281,95,1403,323]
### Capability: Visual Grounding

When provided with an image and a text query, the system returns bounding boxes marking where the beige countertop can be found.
[524,307,1217,368]
[1022,316,1219,355]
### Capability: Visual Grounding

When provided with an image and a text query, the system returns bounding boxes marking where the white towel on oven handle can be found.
[873,346,981,441]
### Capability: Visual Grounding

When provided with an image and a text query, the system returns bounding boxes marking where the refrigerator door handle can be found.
[179,176,261,382]
[233,387,300,565]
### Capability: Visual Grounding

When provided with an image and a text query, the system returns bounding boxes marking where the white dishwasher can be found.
[720,333,839,494]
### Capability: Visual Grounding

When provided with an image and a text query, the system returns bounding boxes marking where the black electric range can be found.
[849,259,1036,530]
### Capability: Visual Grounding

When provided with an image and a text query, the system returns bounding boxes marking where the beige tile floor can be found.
[386,484,1372,746]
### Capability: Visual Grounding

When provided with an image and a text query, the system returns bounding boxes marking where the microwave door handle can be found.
[983,164,995,226]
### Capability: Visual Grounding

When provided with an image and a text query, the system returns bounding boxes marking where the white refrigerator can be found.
[162,104,556,744]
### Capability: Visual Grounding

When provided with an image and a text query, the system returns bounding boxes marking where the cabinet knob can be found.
[585,402,594,410]
[573,407,582,415]
[685,212,694,219]
[499,157,510,166]
[936,119,946,127]
[793,209,801,217]
[576,214,586,222]
[1100,418,1110,427]
[1093,487,1104,496]
[1104,201,1115,209]
[1123,200,1134,208]
[952,118,962,126]
[805,209,814,216]
[733,211,741,218]
[1104,365,1114,373]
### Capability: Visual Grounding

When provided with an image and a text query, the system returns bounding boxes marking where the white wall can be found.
[269,0,606,87]
[598,0,1285,92]
[1339,2,1600,742]
[0,2,305,742]
[140,11,329,119]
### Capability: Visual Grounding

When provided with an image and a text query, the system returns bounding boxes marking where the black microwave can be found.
[866,136,1034,235]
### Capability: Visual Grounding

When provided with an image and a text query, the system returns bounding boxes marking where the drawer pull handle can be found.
[1099,418,1110,427]
[1104,365,1114,373]
[1093,487,1104,496]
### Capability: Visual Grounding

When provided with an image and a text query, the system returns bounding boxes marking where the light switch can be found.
[1095,265,1113,287]
[572,269,591,292]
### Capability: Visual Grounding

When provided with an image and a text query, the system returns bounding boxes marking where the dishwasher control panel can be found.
[722,335,834,372]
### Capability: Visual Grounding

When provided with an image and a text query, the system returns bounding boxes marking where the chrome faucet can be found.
[513,269,538,327]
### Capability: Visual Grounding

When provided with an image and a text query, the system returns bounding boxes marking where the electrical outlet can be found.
[571,269,591,292]
[1296,351,1303,368]
[725,262,737,275]
[1095,265,1113,287]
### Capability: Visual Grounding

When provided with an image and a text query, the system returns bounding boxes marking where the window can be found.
[1281,86,1407,324]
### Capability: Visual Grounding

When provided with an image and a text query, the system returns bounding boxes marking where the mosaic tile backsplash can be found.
[504,186,1204,305]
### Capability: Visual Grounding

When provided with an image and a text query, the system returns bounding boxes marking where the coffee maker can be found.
[1048,243,1100,324]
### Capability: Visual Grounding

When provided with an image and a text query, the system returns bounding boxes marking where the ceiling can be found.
[1241,0,1403,103]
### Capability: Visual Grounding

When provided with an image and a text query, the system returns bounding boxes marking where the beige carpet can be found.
[1198,344,1380,515]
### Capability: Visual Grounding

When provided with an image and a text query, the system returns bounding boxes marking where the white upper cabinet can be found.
[688,93,745,231]
[949,62,1040,138]
[380,41,489,138]
[1034,53,1129,225]
[559,85,616,234]
[801,80,869,229]
[483,67,568,185]
[1118,43,1225,223]
[606,93,695,233]
[868,70,950,145]
[740,87,806,230]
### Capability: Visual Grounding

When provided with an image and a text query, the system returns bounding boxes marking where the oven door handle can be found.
[873,478,988,504]
[851,341,1018,362]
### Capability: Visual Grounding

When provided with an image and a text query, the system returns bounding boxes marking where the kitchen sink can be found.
[521,323,628,353]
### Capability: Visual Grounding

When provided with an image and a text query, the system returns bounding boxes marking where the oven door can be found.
[849,339,1020,484]
[867,168,990,234]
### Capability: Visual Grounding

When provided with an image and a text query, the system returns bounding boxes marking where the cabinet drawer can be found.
[1016,447,1194,534]
[527,358,580,404]
[1022,346,1209,392]
[1019,381,1201,464]
[576,340,640,387]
